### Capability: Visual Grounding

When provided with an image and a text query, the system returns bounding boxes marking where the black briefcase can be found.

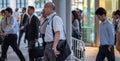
[29,42,45,58]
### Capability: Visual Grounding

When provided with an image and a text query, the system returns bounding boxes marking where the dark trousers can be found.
[18,30,25,47]
[96,45,115,61]
[1,34,25,61]
[43,42,64,61]
[27,40,39,61]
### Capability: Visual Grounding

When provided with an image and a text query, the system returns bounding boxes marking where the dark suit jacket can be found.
[20,13,28,31]
[25,15,39,41]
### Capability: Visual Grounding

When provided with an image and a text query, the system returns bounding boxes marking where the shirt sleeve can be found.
[107,23,115,45]
[72,19,79,31]
[4,17,15,34]
[53,16,63,32]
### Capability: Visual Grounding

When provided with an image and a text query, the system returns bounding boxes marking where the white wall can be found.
[28,0,35,6]
[10,0,16,11]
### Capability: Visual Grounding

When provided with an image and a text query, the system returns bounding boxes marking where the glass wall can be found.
[72,0,84,10]
[0,0,9,8]
[99,0,118,19]
[35,0,50,8]
[72,0,95,43]
[82,0,95,43]
[16,0,28,8]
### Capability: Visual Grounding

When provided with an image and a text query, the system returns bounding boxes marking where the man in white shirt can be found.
[43,2,66,61]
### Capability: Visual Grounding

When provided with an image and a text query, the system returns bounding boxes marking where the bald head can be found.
[44,2,55,10]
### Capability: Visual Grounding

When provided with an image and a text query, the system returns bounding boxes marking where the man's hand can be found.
[3,33,6,36]
[20,26,24,30]
[53,48,60,57]
[108,45,112,52]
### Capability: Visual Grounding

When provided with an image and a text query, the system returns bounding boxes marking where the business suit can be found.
[25,14,39,61]
[18,13,28,47]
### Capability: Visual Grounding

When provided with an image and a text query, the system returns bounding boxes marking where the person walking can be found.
[0,7,25,61]
[115,10,120,53]
[95,7,115,61]
[24,6,39,61]
[43,2,66,61]
[18,7,28,47]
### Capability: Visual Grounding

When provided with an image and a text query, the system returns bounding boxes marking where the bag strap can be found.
[51,15,66,40]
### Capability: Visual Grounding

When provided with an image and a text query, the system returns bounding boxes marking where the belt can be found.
[45,40,65,44]
[100,45,113,48]
[46,41,54,44]
[5,34,16,37]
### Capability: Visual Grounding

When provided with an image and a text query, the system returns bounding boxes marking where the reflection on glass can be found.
[99,0,118,19]
[72,0,95,43]
[82,0,95,43]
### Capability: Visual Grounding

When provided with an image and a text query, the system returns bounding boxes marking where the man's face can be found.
[97,15,104,21]
[44,4,51,16]
[5,11,10,17]
[27,8,33,15]
[22,9,25,13]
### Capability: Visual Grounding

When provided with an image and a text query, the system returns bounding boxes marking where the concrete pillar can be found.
[28,0,35,6]
[66,0,72,48]
[95,0,100,47]
[53,0,66,26]
[10,0,16,11]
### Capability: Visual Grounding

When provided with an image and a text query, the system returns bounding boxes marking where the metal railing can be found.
[72,37,85,61]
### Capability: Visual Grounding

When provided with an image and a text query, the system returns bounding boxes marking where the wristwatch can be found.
[52,47,56,51]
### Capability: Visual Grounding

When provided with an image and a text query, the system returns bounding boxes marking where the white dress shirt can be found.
[45,12,66,42]
[4,16,18,34]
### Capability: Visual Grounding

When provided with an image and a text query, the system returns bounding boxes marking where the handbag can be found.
[29,37,45,58]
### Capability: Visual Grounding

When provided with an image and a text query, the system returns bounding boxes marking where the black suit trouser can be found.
[96,45,115,61]
[1,34,25,61]
[18,30,25,47]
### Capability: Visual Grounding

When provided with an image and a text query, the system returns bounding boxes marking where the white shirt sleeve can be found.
[4,17,15,33]
[53,16,63,32]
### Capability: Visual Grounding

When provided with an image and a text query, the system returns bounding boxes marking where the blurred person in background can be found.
[18,7,28,47]
[39,9,48,47]
[76,8,82,35]
[13,8,19,21]
[112,11,118,45]
[0,10,6,31]
[72,10,81,39]
[115,10,120,53]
